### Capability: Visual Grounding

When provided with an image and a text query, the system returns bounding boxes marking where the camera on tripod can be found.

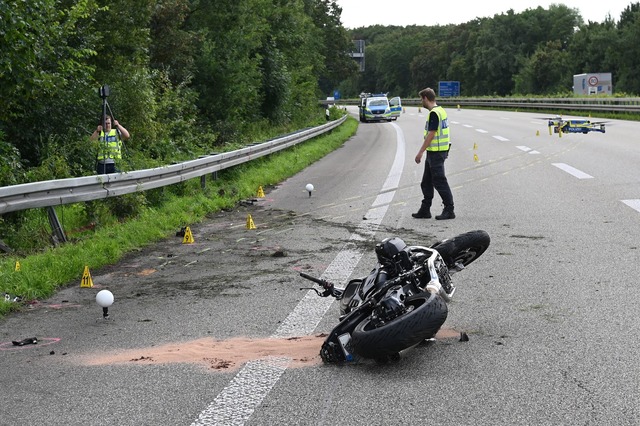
[98,84,110,99]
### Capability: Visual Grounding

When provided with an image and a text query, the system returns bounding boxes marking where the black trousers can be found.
[96,161,116,175]
[420,150,453,208]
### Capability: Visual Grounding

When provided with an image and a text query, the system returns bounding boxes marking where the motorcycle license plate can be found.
[338,333,354,362]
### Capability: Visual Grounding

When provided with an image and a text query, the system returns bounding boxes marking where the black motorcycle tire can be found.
[432,230,490,268]
[349,292,448,359]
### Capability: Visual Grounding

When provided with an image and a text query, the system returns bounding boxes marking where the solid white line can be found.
[191,123,406,426]
[622,199,640,213]
[552,163,593,179]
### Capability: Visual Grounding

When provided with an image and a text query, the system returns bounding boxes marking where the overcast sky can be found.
[335,1,634,28]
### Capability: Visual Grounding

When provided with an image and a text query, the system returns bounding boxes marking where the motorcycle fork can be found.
[323,308,371,362]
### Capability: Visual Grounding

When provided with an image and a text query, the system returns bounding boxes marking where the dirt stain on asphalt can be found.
[83,335,325,371]
[135,268,157,276]
[81,328,460,372]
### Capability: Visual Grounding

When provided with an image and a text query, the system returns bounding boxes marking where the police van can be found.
[358,93,402,122]
[358,93,392,122]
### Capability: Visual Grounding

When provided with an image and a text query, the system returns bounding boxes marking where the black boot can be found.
[435,205,455,220]
[412,206,431,219]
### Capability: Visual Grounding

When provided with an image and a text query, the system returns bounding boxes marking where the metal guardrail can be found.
[325,97,640,113]
[0,115,347,215]
[435,97,640,113]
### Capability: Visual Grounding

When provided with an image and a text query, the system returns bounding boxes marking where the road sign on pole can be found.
[438,81,460,97]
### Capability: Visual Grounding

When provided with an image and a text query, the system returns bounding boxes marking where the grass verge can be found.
[0,117,358,318]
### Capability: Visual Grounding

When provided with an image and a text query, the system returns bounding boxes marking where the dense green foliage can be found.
[340,3,640,98]
[0,0,355,178]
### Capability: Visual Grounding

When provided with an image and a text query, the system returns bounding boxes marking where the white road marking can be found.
[493,136,509,141]
[516,146,541,155]
[552,163,593,179]
[622,199,640,213]
[476,129,488,133]
[191,123,406,426]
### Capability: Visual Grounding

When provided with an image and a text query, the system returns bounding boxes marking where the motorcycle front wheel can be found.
[432,230,490,268]
[349,292,448,359]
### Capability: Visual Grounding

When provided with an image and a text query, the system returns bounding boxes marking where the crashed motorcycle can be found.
[300,230,490,363]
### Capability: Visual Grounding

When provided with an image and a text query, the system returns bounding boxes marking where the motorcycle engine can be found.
[374,285,407,325]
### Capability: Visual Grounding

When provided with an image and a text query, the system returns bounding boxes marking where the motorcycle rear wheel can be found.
[432,230,490,268]
[350,292,448,359]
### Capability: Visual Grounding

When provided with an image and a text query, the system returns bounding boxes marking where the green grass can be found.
[0,116,358,317]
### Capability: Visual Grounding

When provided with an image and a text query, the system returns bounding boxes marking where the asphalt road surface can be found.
[1,107,640,425]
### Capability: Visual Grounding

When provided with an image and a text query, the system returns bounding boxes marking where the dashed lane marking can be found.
[516,146,540,154]
[552,163,593,179]
[622,199,640,213]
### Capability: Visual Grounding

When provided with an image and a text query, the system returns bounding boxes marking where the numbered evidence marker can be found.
[80,266,94,288]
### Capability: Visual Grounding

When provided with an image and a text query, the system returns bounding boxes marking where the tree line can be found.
[339,3,640,99]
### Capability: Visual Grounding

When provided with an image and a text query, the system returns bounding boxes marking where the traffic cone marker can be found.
[80,266,94,288]
[257,186,265,198]
[473,153,479,162]
[15,261,21,272]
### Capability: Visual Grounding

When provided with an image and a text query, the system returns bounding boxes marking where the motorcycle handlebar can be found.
[299,272,333,289]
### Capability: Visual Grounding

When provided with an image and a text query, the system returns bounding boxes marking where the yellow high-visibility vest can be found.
[424,106,450,151]
[96,129,122,160]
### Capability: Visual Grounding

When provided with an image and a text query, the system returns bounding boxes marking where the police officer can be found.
[90,115,130,174]
[412,87,455,220]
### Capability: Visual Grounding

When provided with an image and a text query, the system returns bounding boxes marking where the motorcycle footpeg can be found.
[449,262,465,273]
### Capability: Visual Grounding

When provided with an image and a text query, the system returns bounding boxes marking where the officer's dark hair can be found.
[418,88,436,102]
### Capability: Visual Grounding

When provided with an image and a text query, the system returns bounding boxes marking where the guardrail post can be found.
[209,154,219,181]
[0,239,12,253]
[47,206,68,246]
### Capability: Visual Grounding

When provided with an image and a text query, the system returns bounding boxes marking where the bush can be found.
[0,131,23,186]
